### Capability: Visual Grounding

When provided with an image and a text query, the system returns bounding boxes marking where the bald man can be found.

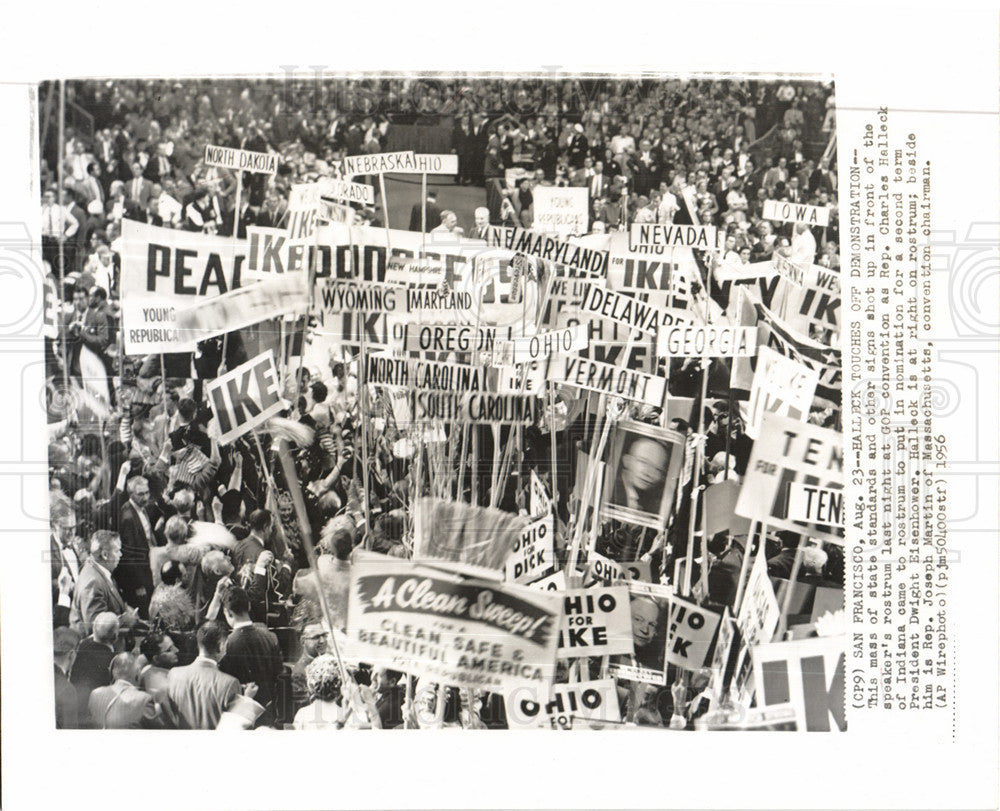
[628,595,665,671]
[88,653,160,729]
[471,207,490,239]
[70,611,119,727]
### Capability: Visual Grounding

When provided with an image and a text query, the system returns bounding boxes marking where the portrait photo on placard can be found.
[601,420,684,530]
[608,582,672,685]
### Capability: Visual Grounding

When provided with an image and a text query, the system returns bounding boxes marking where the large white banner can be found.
[119,220,248,354]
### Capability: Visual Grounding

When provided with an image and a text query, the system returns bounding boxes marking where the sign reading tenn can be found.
[203,144,279,175]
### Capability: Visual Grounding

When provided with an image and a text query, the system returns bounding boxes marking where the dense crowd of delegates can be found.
[45,77,841,730]
[41,76,838,277]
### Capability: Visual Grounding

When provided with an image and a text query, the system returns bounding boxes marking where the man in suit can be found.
[219,587,284,724]
[70,611,118,727]
[408,189,441,233]
[144,143,173,183]
[611,436,671,516]
[117,476,156,615]
[54,626,82,729]
[70,530,140,636]
[588,161,609,202]
[469,207,491,240]
[125,162,152,209]
[75,285,112,381]
[231,508,271,573]
[167,621,245,729]
[51,509,85,595]
[290,623,327,710]
[566,123,589,170]
[468,114,489,187]
[809,158,836,196]
[88,653,161,729]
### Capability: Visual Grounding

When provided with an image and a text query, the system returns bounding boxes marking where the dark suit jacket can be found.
[70,636,115,726]
[232,536,265,574]
[167,658,240,729]
[409,201,442,232]
[55,665,79,729]
[70,558,127,635]
[116,502,154,608]
[219,623,284,711]
[125,177,153,208]
[143,155,173,183]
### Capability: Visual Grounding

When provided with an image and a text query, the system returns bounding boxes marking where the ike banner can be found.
[664,595,722,669]
[752,634,846,732]
[205,350,284,445]
[556,587,633,658]
[745,345,819,439]
[736,412,845,544]
[769,262,842,334]
[119,220,247,354]
[246,226,305,277]
[346,557,561,692]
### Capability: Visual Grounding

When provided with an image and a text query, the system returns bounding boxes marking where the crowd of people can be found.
[44,76,842,730]
[41,76,837,273]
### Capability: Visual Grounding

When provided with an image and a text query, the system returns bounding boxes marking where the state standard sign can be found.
[380,153,459,175]
[552,356,666,408]
[203,144,278,175]
[735,412,845,544]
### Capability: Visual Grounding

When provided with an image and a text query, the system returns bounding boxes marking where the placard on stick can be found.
[736,412,845,544]
[205,350,284,444]
[556,587,633,658]
[504,678,621,729]
[203,144,279,175]
[505,514,555,585]
[752,634,846,732]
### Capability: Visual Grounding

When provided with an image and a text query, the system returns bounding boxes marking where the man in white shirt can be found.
[148,183,182,227]
[789,222,818,264]
[40,189,79,271]
[656,181,679,224]
[589,161,608,200]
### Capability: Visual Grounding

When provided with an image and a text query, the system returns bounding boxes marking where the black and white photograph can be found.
[608,584,671,686]
[3,8,999,805]
[601,420,685,530]
[37,72,849,733]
